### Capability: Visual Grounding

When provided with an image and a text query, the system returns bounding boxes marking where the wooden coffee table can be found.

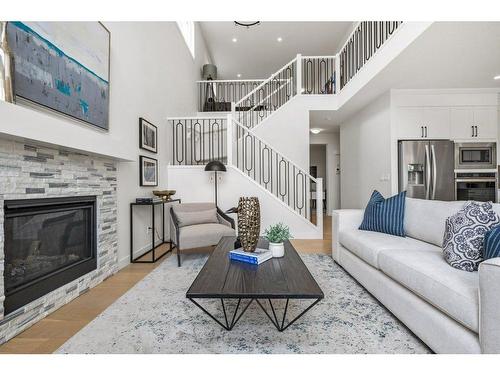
[186,237,324,331]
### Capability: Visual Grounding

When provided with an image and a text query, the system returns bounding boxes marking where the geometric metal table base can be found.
[188,298,321,332]
[256,298,322,332]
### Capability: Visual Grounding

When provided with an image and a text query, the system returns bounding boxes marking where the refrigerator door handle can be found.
[431,144,437,200]
[425,144,431,200]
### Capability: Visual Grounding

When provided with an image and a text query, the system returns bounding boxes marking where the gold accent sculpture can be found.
[237,197,260,252]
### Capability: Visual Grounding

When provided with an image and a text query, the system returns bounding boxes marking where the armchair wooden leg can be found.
[177,247,181,267]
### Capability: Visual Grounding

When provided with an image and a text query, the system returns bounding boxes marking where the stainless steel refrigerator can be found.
[398,140,455,201]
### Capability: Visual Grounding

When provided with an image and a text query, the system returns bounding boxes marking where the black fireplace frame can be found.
[3,196,97,315]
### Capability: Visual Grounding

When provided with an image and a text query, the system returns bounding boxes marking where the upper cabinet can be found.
[396,107,450,139]
[450,107,498,140]
[396,105,498,141]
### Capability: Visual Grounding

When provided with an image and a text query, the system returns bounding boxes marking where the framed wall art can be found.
[139,117,158,153]
[139,156,158,187]
[6,22,111,130]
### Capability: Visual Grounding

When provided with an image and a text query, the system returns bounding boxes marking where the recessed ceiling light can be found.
[495,75,500,80]
[237,73,242,78]
[310,128,323,134]
[277,37,283,42]
[232,37,237,43]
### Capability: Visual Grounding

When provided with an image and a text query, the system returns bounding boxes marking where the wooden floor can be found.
[0,215,331,354]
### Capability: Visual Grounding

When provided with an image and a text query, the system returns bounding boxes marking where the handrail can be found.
[232,118,316,183]
[167,116,226,120]
[236,57,298,106]
[196,79,265,83]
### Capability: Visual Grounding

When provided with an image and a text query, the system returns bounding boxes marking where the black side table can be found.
[130,198,181,263]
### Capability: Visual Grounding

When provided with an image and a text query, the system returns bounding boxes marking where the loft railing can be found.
[232,118,319,223]
[234,58,298,129]
[339,21,403,90]
[197,79,264,112]
[169,117,227,166]
[301,56,336,94]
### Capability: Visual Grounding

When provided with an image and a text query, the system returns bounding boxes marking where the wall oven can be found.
[455,142,496,170]
[455,172,497,202]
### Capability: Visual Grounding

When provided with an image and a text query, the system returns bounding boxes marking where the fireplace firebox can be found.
[3,196,97,314]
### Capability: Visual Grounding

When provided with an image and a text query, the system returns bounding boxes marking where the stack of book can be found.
[229,248,272,265]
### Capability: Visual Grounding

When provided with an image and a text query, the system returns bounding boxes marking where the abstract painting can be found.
[139,117,157,153]
[6,22,110,129]
[140,156,158,187]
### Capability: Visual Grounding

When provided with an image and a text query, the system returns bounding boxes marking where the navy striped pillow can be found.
[484,226,500,260]
[359,190,406,237]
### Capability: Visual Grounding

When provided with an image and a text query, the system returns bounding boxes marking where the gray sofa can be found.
[170,202,235,267]
[333,197,500,353]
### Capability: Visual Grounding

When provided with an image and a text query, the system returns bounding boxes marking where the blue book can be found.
[229,248,272,265]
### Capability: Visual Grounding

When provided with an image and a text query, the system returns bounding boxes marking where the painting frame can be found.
[6,21,111,130]
[139,156,158,187]
[139,117,158,154]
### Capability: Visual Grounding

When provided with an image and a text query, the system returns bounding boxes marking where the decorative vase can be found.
[237,197,260,252]
[0,22,15,103]
[269,242,285,258]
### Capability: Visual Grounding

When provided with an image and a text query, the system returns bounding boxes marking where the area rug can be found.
[56,253,431,354]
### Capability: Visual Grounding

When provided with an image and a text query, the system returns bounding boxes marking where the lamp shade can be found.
[202,64,217,80]
[205,160,226,172]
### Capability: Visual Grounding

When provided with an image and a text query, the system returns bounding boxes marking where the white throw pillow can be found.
[442,201,500,272]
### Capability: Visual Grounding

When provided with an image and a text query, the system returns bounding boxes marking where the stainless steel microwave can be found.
[455,142,497,170]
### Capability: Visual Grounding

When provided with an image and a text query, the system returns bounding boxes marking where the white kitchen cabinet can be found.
[450,107,497,140]
[423,108,451,139]
[396,107,450,139]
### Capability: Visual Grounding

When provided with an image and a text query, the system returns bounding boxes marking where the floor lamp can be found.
[205,160,226,207]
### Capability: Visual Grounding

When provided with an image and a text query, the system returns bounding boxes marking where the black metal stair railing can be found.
[339,21,403,90]
[232,119,317,223]
[197,80,264,112]
[301,56,336,95]
[170,117,227,166]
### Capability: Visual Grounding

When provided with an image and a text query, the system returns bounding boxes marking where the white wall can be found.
[340,92,391,208]
[107,22,212,267]
[0,22,213,269]
[167,166,322,239]
[310,132,340,213]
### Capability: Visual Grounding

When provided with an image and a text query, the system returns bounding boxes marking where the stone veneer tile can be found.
[0,138,118,345]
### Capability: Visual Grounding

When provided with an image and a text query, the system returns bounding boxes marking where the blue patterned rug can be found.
[56,253,430,354]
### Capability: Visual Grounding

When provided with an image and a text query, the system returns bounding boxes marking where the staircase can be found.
[168,21,410,238]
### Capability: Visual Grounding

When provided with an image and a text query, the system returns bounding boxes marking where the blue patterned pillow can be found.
[359,190,406,237]
[484,226,500,260]
[443,201,500,272]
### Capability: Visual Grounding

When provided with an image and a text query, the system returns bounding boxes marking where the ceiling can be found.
[199,22,354,79]
[310,22,500,132]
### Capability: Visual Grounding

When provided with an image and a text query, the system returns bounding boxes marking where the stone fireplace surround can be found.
[0,137,118,344]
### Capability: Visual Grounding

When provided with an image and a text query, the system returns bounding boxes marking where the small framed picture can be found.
[140,156,158,186]
[139,117,158,153]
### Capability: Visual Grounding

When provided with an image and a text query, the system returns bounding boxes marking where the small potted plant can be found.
[264,223,292,258]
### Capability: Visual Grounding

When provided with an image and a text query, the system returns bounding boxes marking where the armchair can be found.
[170,202,235,267]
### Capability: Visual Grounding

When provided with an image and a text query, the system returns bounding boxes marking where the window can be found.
[176,21,195,59]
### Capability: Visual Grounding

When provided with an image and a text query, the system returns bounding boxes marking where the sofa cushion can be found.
[179,223,235,250]
[359,190,406,237]
[404,198,466,247]
[339,229,440,269]
[443,201,500,272]
[379,249,479,332]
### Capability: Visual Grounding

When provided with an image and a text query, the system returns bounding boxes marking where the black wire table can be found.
[129,198,181,263]
[186,237,324,331]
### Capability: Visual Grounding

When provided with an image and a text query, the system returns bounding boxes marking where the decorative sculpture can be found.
[0,21,15,103]
[234,197,261,252]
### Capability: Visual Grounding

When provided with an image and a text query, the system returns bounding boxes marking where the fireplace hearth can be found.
[3,196,97,314]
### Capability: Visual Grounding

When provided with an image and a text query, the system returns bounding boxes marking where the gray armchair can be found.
[170,202,235,267]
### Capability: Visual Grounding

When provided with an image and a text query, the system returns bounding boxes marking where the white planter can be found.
[269,242,285,258]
